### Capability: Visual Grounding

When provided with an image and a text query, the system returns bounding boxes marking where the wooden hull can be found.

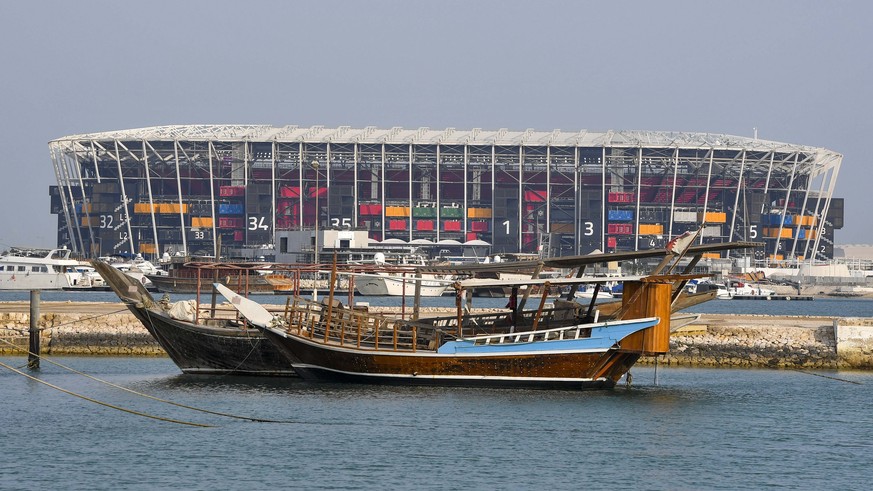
[129,306,297,376]
[94,260,296,376]
[261,329,643,389]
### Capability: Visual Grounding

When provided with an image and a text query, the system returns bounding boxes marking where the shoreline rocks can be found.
[1,306,872,369]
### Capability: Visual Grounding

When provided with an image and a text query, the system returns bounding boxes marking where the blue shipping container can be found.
[608,210,634,221]
[218,203,244,215]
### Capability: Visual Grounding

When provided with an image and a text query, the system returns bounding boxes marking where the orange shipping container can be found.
[638,224,664,235]
[139,243,158,254]
[385,206,410,217]
[699,211,727,223]
[192,217,213,228]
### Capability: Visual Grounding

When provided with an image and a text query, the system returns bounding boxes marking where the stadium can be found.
[48,125,843,262]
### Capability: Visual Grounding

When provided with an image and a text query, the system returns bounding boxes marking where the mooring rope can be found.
[0,359,213,427]
[788,368,863,385]
[0,338,297,424]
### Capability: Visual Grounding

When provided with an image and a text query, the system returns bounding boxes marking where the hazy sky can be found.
[1,0,871,249]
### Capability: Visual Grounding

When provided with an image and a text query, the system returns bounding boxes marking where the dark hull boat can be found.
[93,260,296,376]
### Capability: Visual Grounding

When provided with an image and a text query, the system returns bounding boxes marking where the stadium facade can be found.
[48,125,843,261]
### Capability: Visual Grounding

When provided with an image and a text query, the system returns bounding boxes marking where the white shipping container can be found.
[701,225,722,237]
[674,211,697,223]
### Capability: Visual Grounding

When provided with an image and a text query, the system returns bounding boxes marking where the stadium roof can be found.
[51,125,840,156]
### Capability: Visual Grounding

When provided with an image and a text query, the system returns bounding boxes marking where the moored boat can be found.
[0,247,83,290]
[93,260,296,376]
[218,274,682,389]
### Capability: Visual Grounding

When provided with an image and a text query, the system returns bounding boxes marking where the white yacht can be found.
[0,247,83,290]
[97,254,167,288]
[353,252,452,297]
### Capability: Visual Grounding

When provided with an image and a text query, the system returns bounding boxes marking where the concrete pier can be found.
[1,302,872,369]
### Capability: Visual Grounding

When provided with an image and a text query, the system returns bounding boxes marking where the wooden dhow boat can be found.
[218,240,761,388]
[92,260,296,376]
[217,274,692,389]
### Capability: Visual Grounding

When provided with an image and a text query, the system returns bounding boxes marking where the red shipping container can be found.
[466,232,478,241]
[443,220,461,231]
[219,217,244,229]
[607,237,617,248]
[279,186,300,198]
[308,187,327,198]
[470,221,489,232]
[389,219,407,231]
[219,186,245,197]
[415,220,434,231]
[233,230,244,241]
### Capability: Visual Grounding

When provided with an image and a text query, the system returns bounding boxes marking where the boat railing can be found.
[465,323,594,346]
[275,295,591,352]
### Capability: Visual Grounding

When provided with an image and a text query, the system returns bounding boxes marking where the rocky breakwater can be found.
[650,314,873,369]
[0,305,163,356]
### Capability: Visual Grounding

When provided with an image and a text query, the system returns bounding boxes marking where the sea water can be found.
[1,293,872,489]
[1,357,871,490]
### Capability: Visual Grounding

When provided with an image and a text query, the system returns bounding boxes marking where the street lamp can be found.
[312,160,319,264]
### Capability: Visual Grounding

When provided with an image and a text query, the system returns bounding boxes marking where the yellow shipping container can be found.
[701,252,721,259]
[139,243,158,254]
[638,224,664,235]
[192,217,213,228]
[769,254,784,261]
[134,203,155,214]
[699,211,727,223]
[385,206,410,217]
[793,215,817,226]
[764,228,793,238]
[158,203,189,214]
[467,207,493,219]
[80,216,99,227]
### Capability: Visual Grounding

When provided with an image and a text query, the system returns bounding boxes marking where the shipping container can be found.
[469,220,489,232]
[638,224,664,235]
[139,243,158,254]
[467,207,493,219]
[607,192,635,203]
[763,227,793,238]
[607,223,633,235]
[700,225,721,237]
[388,219,408,230]
[218,217,245,229]
[415,220,435,231]
[607,237,617,248]
[218,203,244,215]
[673,211,697,223]
[233,230,244,242]
[443,220,462,232]
[385,206,410,217]
[699,211,726,223]
[412,206,437,218]
[191,217,213,228]
[793,215,817,226]
[441,206,463,218]
[219,186,245,197]
[608,210,634,221]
